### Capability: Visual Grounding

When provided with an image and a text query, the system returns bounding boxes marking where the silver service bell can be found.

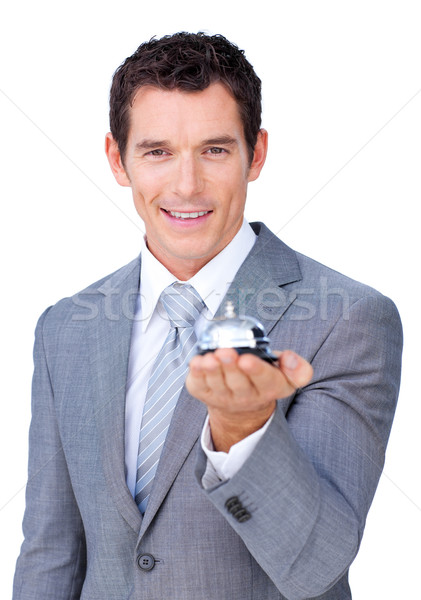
[196,301,278,364]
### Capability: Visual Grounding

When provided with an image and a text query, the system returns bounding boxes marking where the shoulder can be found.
[36,255,141,337]
[294,248,401,328]
[252,221,401,328]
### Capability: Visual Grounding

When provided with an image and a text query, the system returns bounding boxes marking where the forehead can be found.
[127,83,244,142]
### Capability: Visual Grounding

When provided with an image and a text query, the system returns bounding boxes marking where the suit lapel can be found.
[217,222,302,334]
[89,257,143,534]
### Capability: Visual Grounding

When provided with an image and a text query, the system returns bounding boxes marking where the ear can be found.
[105,132,131,187]
[247,129,268,182]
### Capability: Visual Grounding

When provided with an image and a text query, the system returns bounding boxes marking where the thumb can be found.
[277,350,313,390]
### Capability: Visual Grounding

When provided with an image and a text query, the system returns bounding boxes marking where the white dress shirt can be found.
[125,219,271,496]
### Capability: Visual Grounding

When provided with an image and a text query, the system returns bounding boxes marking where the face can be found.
[106,82,267,280]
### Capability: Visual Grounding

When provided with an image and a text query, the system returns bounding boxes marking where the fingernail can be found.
[284,352,298,370]
[220,355,233,364]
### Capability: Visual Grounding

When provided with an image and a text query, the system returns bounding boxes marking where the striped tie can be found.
[135,282,204,513]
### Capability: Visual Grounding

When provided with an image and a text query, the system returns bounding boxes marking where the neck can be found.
[155,256,209,281]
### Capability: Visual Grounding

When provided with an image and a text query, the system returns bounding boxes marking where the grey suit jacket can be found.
[13,223,403,600]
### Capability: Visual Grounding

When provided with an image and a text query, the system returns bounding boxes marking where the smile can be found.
[166,210,210,219]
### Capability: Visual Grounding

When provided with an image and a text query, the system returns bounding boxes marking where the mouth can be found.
[162,209,212,220]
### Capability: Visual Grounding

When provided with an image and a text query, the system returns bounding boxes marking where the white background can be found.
[1,1,420,597]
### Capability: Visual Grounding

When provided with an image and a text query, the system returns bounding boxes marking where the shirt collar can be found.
[138,239,177,332]
[139,219,256,332]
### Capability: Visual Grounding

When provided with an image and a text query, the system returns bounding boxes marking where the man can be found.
[13,32,403,600]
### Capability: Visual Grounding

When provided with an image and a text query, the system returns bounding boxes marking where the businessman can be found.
[13,32,403,600]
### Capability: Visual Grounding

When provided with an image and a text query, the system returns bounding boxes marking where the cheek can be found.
[131,174,160,206]
[213,167,246,198]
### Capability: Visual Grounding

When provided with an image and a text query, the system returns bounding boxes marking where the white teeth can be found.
[168,210,209,219]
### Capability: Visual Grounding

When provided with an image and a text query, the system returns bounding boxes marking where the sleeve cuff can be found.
[200,412,274,486]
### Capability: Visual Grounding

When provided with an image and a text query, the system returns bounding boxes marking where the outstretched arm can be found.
[188,294,403,599]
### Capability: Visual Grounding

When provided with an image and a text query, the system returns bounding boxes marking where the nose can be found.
[172,155,204,199]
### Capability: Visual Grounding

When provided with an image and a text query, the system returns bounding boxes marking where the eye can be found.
[206,147,228,155]
[146,149,169,157]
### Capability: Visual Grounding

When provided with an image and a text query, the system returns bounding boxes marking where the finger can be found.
[213,348,255,396]
[186,355,212,397]
[189,354,209,377]
[198,351,232,395]
[237,353,287,398]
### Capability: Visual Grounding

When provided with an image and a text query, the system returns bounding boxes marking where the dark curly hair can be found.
[109,32,262,165]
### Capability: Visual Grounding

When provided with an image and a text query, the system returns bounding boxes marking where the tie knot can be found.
[160,283,204,328]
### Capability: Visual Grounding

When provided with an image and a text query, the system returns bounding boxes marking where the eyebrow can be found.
[201,136,238,147]
[135,135,238,151]
[135,139,170,151]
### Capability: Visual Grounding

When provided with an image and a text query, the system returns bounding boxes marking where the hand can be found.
[186,348,313,452]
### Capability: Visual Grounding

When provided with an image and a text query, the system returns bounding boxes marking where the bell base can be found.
[197,347,278,364]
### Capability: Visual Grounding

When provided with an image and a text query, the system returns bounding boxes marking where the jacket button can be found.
[137,553,155,571]
[234,508,251,522]
[225,497,252,521]
[225,496,241,512]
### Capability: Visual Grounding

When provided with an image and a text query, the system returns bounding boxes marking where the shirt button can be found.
[137,553,155,571]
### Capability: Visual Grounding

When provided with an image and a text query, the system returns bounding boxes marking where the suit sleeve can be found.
[196,294,403,600]
[13,309,86,600]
